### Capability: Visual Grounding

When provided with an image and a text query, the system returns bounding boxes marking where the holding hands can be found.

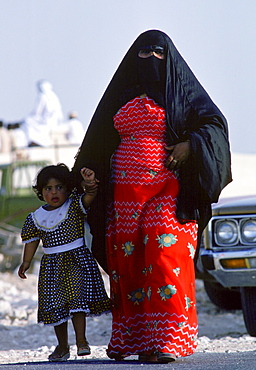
[80,167,99,194]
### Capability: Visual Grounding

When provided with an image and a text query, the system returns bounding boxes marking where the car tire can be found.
[203,281,242,310]
[240,287,256,337]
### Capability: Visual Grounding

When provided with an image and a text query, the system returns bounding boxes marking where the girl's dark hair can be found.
[33,163,73,201]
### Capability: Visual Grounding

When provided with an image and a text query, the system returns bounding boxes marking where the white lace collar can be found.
[32,198,72,230]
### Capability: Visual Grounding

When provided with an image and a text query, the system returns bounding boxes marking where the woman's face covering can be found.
[137,45,166,83]
[138,46,165,60]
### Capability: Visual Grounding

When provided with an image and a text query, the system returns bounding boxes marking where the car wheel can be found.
[203,281,242,310]
[240,287,256,337]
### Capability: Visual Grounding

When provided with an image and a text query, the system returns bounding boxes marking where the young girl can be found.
[18,163,110,362]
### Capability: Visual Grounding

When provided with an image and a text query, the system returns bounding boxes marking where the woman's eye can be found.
[138,50,151,58]
[154,51,165,59]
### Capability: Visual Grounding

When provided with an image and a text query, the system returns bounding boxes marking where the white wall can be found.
[220,152,256,198]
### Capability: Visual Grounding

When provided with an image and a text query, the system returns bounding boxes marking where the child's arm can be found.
[18,240,40,279]
[80,167,99,209]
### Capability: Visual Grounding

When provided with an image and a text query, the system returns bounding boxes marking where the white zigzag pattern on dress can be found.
[115,150,166,161]
[114,180,167,186]
[110,334,196,350]
[108,197,177,207]
[108,222,197,235]
[116,145,167,160]
[116,97,165,113]
[115,154,166,164]
[118,111,164,120]
[114,177,170,185]
[118,121,165,131]
[107,208,178,220]
[118,139,166,148]
[107,200,177,214]
[109,311,197,355]
[106,223,197,240]
[111,329,197,344]
[110,327,198,347]
[119,136,165,143]
[122,311,189,322]
[112,319,196,336]
[107,210,178,225]
[117,105,165,117]
[114,158,166,169]
[114,163,166,171]
[115,148,167,157]
[109,337,197,355]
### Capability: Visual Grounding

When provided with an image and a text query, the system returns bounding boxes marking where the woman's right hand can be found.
[165,141,191,170]
[18,261,30,279]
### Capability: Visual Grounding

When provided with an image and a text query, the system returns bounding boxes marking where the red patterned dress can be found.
[106,95,198,358]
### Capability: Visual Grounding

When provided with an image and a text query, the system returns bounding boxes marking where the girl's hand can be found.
[80,167,99,193]
[80,167,95,182]
[165,141,191,170]
[18,261,30,279]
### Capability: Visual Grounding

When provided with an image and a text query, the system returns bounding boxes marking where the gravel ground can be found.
[0,270,256,364]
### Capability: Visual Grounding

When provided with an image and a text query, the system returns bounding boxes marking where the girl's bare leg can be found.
[48,322,69,361]
[54,321,69,348]
[72,312,91,355]
[72,312,86,343]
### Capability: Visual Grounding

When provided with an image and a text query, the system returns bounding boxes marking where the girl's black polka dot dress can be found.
[21,193,110,326]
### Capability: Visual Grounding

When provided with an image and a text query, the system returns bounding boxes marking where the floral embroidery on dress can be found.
[147,287,152,300]
[122,241,134,256]
[156,233,178,248]
[173,267,180,276]
[111,270,120,283]
[155,203,163,212]
[187,243,196,259]
[149,169,158,178]
[158,284,177,300]
[126,327,132,336]
[177,321,186,328]
[128,288,146,305]
[142,264,153,276]
[143,234,149,245]
[185,295,193,311]
[153,320,159,329]
[132,211,140,219]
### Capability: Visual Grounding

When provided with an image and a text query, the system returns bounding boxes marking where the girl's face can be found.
[42,178,69,210]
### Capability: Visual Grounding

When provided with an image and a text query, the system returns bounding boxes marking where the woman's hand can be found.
[165,141,191,170]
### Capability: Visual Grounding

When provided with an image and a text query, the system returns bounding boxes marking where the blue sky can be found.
[1,0,256,153]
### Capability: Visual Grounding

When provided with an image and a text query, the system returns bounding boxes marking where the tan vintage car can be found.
[196,195,256,336]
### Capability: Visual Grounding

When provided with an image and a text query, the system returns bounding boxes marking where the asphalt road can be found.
[1,352,256,370]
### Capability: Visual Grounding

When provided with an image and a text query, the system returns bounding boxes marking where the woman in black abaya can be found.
[72,30,232,362]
